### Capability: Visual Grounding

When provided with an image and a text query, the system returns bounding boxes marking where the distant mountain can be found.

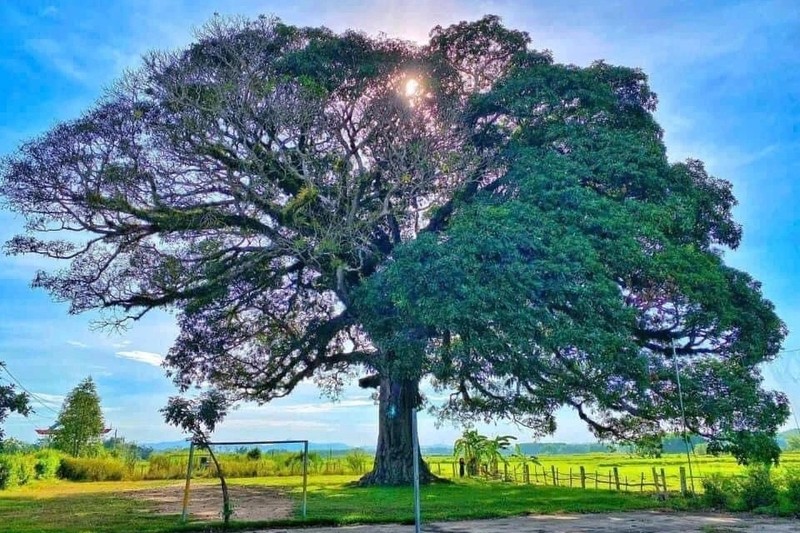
[420,445,453,455]
[142,440,191,451]
[516,442,613,455]
[141,440,357,452]
[778,428,800,449]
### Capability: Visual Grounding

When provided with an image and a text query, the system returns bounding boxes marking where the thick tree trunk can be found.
[358,378,435,486]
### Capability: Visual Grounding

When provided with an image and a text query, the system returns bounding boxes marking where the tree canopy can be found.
[52,377,105,457]
[0,15,789,483]
[0,363,30,443]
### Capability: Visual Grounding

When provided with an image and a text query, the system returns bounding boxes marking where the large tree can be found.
[52,377,105,457]
[0,363,30,443]
[0,16,788,484]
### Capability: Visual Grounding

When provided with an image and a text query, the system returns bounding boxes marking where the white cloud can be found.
[222,419,334,431]
[280,399,375,414]
[66,340,89,348]
[32,392,65,407]
[24,38,87,81]
[236,397,375,415]
[115,350,163,367]
[111,340,132,349]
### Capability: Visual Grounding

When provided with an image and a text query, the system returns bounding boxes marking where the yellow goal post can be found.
[180,439,310,522]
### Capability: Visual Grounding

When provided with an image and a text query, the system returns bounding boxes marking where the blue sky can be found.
[1,0,798,446]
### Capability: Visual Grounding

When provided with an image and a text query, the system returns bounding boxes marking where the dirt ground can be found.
[255,512,800,532]
[129,483,293,521]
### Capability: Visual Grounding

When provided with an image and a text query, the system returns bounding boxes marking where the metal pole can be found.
[302,440,309,519]
[672,341,695,493]
[181,442,195,523]
[411,407,421,533]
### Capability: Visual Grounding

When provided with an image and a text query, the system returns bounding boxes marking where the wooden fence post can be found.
[651,467,661,492]
[551,465,557,486]
[679,467,687,495]
[534,464,539,483]
[595,470,598,489]
[504,462,509,482]
[613,467,620,491]
[640,472,645,492]
[569,467,573,488]
[624,475,629,491]
[580,466,586,489]
[660,468,667,493]
[523,463,530,484]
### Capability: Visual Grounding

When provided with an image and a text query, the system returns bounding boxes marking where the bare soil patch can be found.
[128,483,293,521]
[255,512,800,532]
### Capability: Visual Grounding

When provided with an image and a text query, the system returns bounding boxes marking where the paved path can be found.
[256,512,800,532]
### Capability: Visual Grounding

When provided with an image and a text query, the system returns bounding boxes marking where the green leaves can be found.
[52,377,105,458]
[0,13,788,471]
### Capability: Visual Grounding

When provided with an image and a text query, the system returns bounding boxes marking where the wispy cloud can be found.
[237,397,375,415]
[24,38,87,81]
[115,350,163,367]
[280,399,375,414]
[223,419,334,431]
[66,340,89,348]
[32,392,65,408]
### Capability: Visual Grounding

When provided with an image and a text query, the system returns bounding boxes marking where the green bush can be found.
[740,465,778,511]
[701,473,738,509]
[246,447,261,460]
[344,449,369,474]
[211,456,280,478]
[0,454,36,489]
[34,450,63,479]
[58,457,125,481]
[781,468,800,512]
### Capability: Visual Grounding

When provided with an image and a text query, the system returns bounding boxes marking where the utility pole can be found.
[672,341,695,493]
[411,406,422,533]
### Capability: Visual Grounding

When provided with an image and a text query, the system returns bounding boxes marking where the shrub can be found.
[701,473,738,509]
[739,465,778,511]
[344,449,369,474]
[144,454,186,480]
[34,450,63,479]
[246,448,261,460]
[58,457,125,481]
[0,454,36,489]
[781,468,800,512]
[0,456,19,489]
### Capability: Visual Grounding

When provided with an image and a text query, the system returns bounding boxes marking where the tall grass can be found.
[58,457,125,482]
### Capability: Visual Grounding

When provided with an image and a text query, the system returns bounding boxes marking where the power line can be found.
[0,363,60,416]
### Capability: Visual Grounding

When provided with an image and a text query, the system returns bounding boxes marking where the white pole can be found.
[672,340,695,493]
[411,406,422,533]
[302,440,309,519]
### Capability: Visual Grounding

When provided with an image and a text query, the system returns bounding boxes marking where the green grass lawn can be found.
[0,475,700,533]
[426,451,800,491]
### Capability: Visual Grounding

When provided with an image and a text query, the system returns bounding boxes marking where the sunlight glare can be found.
[404,78,420,97]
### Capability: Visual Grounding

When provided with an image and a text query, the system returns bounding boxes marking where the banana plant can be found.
[453,429,487,476]
[483,435,517,476]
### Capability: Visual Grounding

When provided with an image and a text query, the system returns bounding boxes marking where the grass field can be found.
[3,452,799,533]
[0,474,700,533]
[427,451,800,491]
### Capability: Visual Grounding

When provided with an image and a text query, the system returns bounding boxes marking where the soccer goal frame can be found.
[181,439,310,522]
